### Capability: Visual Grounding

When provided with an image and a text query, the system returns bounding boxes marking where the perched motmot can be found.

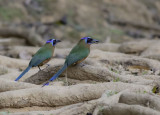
[42,37,99,86]
[15,39,61,81]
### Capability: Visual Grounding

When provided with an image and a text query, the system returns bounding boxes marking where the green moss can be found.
[0,7,24,21]
[113,77,120,82]
[143,91,147,94]
[106,90,118,97]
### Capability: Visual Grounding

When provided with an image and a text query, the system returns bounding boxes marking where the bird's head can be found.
[46,39,61,46]
[81,37,99,44]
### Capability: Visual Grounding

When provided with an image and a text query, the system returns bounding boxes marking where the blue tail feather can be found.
[42,64,67,87]
[15,66,32,81]
[42,82,49,87]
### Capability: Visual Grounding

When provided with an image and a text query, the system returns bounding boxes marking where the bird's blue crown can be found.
[81,37,98,44]
[46,39,56,46]
[81,37,91,40]
[81,37,92,44]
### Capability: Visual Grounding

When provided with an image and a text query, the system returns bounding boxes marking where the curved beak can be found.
[56,40,61,43]
[91,39,99,44]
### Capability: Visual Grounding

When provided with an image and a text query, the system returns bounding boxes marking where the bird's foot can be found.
[44,64,50,72]
[46,64,50,68]
[79,63,86,67]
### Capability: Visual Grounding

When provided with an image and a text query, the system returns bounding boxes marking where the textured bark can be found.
[25,62,154,85]
[97,103,160,115]
[119,92,160,112]
[0,78,38,92]
[0,27,44,46]
[0,82,151,108]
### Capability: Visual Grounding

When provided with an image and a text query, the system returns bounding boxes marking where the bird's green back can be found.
[65,40,90,66]
[29,44,54,67]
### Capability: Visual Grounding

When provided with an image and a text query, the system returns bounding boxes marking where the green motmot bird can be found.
[42,37,99,86]
[15,39,61,81]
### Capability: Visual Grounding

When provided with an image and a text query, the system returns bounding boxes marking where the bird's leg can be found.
[79,63,86,67]
[73,62,86,67]
[42,64,50,72]
[65,68,68,86]
[38,66,41,71]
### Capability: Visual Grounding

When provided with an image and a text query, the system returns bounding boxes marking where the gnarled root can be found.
[0,82,151,108]
[96,103,160,115]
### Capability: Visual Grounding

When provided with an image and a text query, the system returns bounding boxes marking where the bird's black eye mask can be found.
[87,38,93,43]
[46,39,57,46]
[81,37,99,44]
[53,40,56,45]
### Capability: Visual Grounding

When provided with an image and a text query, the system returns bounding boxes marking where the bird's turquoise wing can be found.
[65,45,89,66]
[29,47,52,67]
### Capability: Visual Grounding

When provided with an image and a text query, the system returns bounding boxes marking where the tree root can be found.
[119,92,160,112]
[92,43,120,52]
[25,62,154,85]
[0,27,44,46]
[0,78,38,92]
[96,103,160,115]
[0,82,151,108]
[119,40,158,54]
[0,55,28,69]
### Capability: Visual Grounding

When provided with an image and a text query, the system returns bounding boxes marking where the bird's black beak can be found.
[91,39,99,44]
[56,40,61,43]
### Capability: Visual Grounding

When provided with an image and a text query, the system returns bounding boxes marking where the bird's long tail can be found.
[15,66,32,81]
[42,64,67,87]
